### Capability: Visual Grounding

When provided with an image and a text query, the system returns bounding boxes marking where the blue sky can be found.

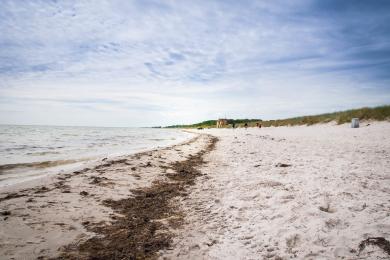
[0,0,389,126]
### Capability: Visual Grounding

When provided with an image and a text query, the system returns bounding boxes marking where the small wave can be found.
[0,159,84,174]
[26,151,61,156]
[60,133,79,136]
[4,146,31,151]
[4,145,64,152]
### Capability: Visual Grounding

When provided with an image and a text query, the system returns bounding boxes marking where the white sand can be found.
[161,122,390,259]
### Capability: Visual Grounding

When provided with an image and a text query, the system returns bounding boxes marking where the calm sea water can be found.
[0,125,193,187]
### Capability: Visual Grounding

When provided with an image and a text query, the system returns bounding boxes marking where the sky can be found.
[0,0,389,127]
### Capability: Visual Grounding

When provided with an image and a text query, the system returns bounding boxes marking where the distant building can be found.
[216,119,228,128]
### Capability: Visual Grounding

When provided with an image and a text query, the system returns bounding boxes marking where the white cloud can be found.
[0,0,389,126]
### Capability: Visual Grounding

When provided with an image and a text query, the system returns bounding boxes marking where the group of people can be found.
[231,122,262,129]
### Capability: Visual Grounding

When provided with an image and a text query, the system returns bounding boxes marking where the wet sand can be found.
[1,122,390,259]
[0,133,216,259]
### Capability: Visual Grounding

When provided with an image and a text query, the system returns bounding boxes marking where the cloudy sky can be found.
[0,0,389,127]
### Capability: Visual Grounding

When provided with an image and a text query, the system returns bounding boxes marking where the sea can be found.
[0,125,193,188]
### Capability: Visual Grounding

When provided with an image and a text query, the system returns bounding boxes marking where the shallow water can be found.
[0,125,193,187]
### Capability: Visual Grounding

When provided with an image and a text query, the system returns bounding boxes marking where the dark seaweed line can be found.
[54,134,218,260]
[358,237,390,256]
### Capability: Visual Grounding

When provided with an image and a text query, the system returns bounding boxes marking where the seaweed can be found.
[55,135,218,260]
[358,237,390,256]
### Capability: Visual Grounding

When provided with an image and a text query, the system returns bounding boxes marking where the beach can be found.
[1,122,390,259]
[0,131,214,259]
[163,122,390,259]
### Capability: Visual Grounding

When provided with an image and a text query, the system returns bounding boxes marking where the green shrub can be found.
[165,105,390,128]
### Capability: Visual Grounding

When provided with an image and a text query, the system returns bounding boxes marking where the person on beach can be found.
[244,123,248,129]
[232,122,235,129]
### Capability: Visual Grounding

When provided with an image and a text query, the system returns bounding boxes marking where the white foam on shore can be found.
[0,126,194,188]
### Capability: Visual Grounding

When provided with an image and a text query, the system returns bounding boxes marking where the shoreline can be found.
[0,130,197,193]
[0,127,195,190]
[0,132,215,259]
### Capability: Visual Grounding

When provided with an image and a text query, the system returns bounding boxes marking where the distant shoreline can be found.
[0,127,195,189]
[165,105,390,129]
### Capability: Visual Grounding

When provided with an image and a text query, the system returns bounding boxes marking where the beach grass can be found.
[167,105,390,128]
[259,105,390,127]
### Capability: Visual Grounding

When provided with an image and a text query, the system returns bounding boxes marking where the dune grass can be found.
[166,105,390,128]
[258,105,390,127]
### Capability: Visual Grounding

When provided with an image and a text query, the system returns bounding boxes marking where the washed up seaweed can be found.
[358,237,390,256]
[55,135,217,260]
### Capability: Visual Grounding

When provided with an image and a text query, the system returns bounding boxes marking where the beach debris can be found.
[358,237,390,256]
[112,158,128,164]
[72,168,90,175]
[132,173,141,179]
[319,204,335,213]
[55,135,218,260]
[0,192,27,202]
[89,176,108,185]
[1,211,11,221]
[101,162,113,168]
[54,181,70,191]
[276,163,291,167]
[131,167,136,171]
[1,210,11,216]
[34,186,50,194]
[79,191,89,196]
[319,206,329,212]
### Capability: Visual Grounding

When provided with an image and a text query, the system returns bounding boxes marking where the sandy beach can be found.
[163,122,390,259]
[2,1,390,259]
[1,122,390,259]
